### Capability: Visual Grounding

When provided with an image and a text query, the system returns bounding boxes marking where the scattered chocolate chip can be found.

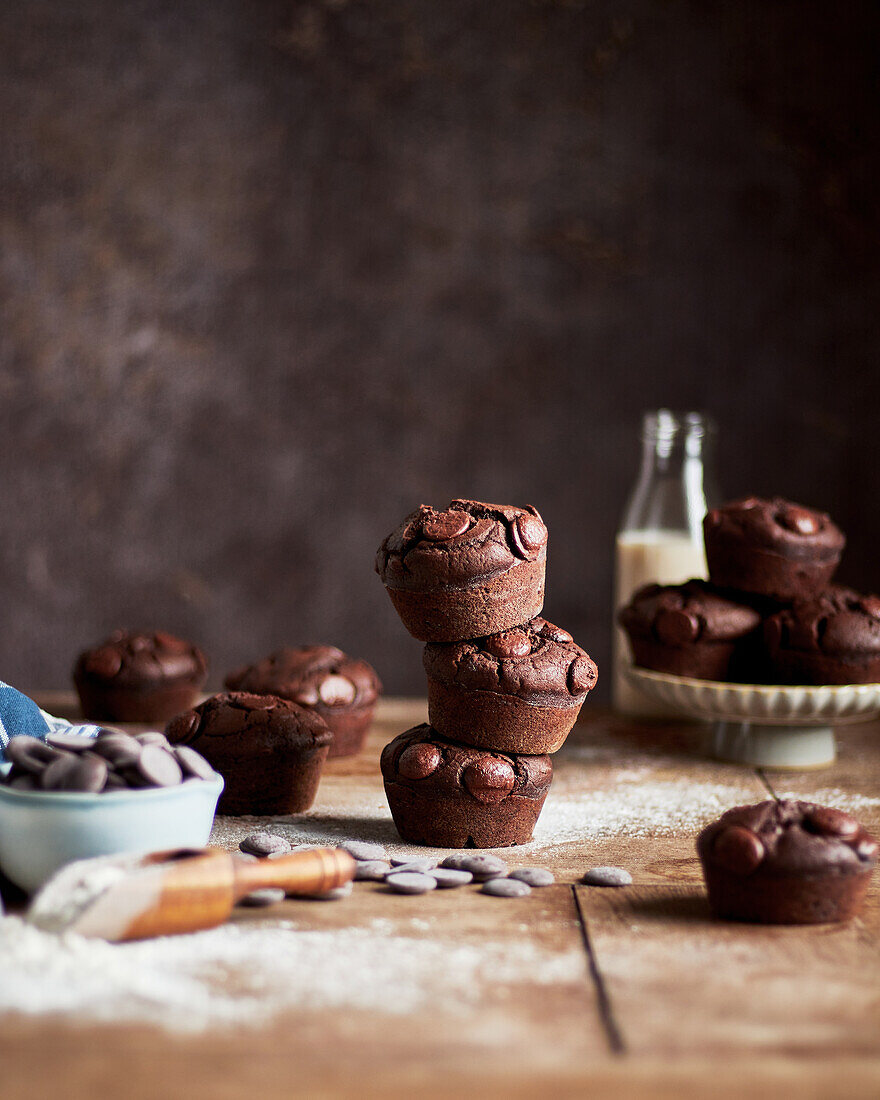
[389,856,436,871]
[581,866,632,887]
[238,888,286,907]
[462,758,515,804]
[440,853,508,881]
[397,743,442,780]
[239,833,292,858]
[508,867,555,887]
[341,841,387,862]
[386,872,438,895]
[429,868,473,888]
[482,878,531,898]
[136,745,183,788]
[354,860,392,881]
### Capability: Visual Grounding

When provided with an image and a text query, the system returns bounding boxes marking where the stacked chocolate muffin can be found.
[376,500,597,848]
[620,495,880,685]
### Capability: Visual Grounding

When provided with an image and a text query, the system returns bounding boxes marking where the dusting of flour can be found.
[0,916,584,1033]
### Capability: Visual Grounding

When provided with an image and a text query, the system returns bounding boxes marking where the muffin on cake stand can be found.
[625,664,880,768]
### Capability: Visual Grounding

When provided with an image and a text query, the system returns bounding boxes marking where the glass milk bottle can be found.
[612,410,721,715]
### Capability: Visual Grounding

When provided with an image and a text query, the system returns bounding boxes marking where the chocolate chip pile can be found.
[2,731,218,793]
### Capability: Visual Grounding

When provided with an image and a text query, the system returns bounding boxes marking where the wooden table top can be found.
[2,696,879,1099]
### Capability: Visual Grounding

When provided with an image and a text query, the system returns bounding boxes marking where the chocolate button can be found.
[240,833,291,857]
[173,745,216,781]
[420,509,470,541]
[568,655,597,695]
[136,745,183,787]
[511,512,547,558]
[462,757,515,804]
[540,621,573,643]
[856,836,879,861]
[712,825,765,874]
[42,753,108,793]
[805,806,860,838]
[654,607,700,646]
[485,629,531,659]
[398,742,442,780]
[6,737,59,774]
[167,710,200,745]
[778,505,820,535]
[293,686,320,706]
[85,646,123,678]
[318,675,356,707]
[858,595,880,619]
[92,733,143,768]
[46,732,97,752]
[136,732,172,749]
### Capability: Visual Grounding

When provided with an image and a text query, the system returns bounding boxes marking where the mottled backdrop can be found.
[1,0,878,697]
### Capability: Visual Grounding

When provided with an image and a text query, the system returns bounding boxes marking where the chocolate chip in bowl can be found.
[0,733,223,894]
[224,645,381,758]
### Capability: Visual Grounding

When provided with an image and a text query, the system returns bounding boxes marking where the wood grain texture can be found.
[0,697,878,1097]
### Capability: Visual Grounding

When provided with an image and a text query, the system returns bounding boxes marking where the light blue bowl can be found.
[0,775,224,893]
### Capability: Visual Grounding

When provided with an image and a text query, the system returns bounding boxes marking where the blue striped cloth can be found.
[0,681,104,763]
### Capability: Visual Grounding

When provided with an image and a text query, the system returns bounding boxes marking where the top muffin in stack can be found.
[619,495,880,685]
[376,500,597,849]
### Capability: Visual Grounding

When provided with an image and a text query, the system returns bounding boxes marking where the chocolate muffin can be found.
[423,617,597,754]
[381,724,552,848]
[74,630,208,723]
[703,497,845,602]
[166,692,332,815]
[697,800,878,924]
[375,500,548,642]
[224,645,381,758]
[618,580,762,682]
[763,587,880,684]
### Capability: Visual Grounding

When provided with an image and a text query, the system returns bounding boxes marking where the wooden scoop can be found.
[32,846,355,942]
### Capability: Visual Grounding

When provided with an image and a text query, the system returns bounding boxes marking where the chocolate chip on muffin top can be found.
[76,630,207,687]
[697,799,878,877]
[224,645,381,710]
[704,497,845,561]
[423,617,597,705]
[618,581,761,646]
[375,499,548,590]
[167,691,332,753]
[765,587,880,657]
[381,724,552,803]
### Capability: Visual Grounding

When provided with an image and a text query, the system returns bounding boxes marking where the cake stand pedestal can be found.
[624,665,880,770]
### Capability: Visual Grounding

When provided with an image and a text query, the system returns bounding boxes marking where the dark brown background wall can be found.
[1,0,878,697]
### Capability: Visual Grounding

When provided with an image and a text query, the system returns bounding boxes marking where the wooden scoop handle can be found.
[232,847,356,899]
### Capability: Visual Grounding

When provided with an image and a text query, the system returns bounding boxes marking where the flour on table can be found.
[0,916,584,1034]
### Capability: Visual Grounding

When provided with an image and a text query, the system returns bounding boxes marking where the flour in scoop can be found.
[27,854,143,933]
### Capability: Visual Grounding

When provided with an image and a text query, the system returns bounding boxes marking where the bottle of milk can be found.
[612,410,721,715]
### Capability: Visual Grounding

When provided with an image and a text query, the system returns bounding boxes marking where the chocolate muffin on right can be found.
[697,800,878,924]
[423,617,597,754]
[618,580,762,682]
[763,587,880,684]
[703,497,845,602]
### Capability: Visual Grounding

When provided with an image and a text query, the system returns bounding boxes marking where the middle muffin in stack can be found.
[376,499,598,849]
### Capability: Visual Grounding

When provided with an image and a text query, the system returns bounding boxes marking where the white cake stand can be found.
[624,665,880,769]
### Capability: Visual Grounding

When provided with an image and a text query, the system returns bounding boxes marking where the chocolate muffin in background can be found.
[74,630,208,723]
[697,800,878,924]
[381,724,552,849]
[166,691,332,815]
[375,499,548,642]
[703,496,845,603]
[224,645,381,758]
[763,586,880,685]
[423,617,597,755]
[618,580,763,683]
